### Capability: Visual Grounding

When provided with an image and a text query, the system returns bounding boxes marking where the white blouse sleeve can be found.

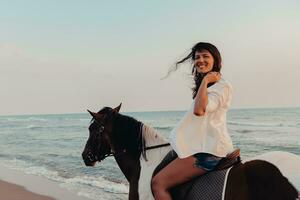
[206,83,232,113]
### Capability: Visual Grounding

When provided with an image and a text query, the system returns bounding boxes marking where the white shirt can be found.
[170,78,234,158]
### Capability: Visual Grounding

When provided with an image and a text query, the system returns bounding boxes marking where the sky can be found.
[1,0,300,115]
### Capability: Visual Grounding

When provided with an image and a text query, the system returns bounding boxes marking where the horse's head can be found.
[82,103,122,166]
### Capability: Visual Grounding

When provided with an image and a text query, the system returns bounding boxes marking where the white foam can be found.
[65,175,128,194]
[0,158,129,199]
[27,124,38,129]
[0,158,64,182]
[228,120,289,127]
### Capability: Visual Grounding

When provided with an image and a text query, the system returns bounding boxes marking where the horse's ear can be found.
[87,109,104,120]
[113,103,122,113]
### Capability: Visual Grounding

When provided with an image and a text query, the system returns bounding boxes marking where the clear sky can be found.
[1,0,300,115]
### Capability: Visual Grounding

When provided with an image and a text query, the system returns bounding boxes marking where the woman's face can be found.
[194,50,214,74]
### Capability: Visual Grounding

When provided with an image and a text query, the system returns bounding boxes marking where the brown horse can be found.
[82,104,299,200]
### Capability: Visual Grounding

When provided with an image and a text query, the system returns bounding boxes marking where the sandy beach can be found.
[0,180,55,200]
[0,165,91,200]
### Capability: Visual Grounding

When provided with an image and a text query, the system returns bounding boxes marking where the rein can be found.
[145,143,170,150]
[103,142,171,158]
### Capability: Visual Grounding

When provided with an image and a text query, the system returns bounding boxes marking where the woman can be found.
[151,42,236,200]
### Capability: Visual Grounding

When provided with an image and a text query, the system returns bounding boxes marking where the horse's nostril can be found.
[87,152,95,161]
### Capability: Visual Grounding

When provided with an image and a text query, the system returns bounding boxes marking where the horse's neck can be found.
[110,117,142,188]
[138,124,172,200]
[245,151,300,192]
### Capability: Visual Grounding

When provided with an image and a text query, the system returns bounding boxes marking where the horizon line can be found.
[1,105,300,117]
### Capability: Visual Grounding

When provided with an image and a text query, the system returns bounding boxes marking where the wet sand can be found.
[0,180,55,200]
[0,165,91,200]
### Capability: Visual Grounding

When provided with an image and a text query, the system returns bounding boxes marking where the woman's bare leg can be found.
[151,156,206,200]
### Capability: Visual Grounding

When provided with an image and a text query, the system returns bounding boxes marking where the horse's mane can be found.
[141,125,168,147]
[111,112,168,161]
[140,124,168,161]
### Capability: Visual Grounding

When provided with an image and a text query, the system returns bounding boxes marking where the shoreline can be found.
[0,165,91,200]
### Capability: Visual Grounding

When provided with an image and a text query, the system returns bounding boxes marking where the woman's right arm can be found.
[193,79,208,116]
[193,72,221,116]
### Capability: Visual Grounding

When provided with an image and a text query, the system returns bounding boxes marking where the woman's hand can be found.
[203,72,221,84]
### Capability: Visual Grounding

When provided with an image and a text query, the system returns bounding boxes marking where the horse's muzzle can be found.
[82,151,97,166]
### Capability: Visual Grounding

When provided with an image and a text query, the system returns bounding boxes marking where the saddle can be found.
[152,149,241,200]
[215,149,241,170]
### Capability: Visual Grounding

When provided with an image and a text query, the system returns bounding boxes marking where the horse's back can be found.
[245,151,300,192]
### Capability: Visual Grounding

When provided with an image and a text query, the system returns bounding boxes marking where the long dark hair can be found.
[166,42,222,99]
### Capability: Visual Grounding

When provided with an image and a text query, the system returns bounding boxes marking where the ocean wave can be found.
[0,158,64,182]
[75,188,127,200]
[65,175,128,194]
[6,117,47,122]
[39,153,59,158]
[234,129,254,133]
[26,125,44,130]
[0,154,11,158]
[79,118,90,122]
[153,126,173,131]
[228,121,286,128]
[53,125,87,129]
[25,124,87,130]
[0,157,126,200]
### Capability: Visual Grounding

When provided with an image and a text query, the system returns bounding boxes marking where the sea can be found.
[0,107,299,199]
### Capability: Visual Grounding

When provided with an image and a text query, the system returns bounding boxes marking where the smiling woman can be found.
[152,42,236,200]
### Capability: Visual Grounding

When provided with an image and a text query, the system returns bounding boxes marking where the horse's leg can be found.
[129,180,139,200]
[151,156,206,200]
[114,155,141,200]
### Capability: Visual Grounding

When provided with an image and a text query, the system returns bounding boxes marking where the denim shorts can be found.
[193,152,222,171]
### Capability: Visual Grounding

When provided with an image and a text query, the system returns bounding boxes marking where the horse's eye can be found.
[99,126,104,132]
[94,126,104,138]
